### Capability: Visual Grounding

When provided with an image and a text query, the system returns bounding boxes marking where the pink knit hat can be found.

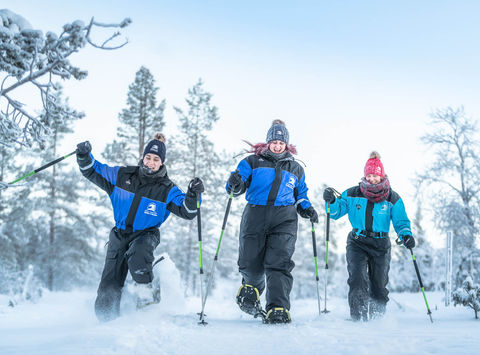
[364,151,385,177]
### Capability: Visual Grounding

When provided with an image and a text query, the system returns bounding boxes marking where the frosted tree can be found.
[390,203,436,292]
[417,107,480,286]
[292,185,348,299]
[452,276,480,319]
[102,66,165,165]
[23,88,100,290]
[164,79,229,295]
[0,144,38,294]
[0,9,130,148]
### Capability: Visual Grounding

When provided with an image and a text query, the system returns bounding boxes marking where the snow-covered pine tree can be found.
[0,145,39,295]
[452,275,480,319]
[390,203,437,292]
[102,66,166,165]
[0,9,130,148]
[164,79,230,295]
[292,185,348,299]
[417,107,480,287]
[25,87,100,290]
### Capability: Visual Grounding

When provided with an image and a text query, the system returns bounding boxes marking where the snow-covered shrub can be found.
[452,275,480,319]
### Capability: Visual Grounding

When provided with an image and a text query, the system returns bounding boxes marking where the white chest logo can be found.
[144,203,158,216]
[379,203,388,214]
[286,176,296,189]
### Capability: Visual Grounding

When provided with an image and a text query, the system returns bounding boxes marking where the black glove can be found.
[323,187,336,204]
[188,177,205,195]
[76,141,92,157]
[402,235,415,249]
[227,171,242,190]
[299,206,319,223]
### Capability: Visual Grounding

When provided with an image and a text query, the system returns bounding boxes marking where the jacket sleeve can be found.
[327,189,349,220]
[391,198,412,237]
[225,158,252,196]
[294,173,312,212]
[166,185,198,220]
[77,153,120,195]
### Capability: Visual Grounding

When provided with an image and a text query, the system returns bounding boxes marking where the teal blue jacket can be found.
[326,185,412,239]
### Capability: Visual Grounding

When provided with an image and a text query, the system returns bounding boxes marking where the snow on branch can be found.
[0,9,131,148]
[452,274,480,319]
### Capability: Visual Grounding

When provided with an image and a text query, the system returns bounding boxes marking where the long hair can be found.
[243,140,297,155]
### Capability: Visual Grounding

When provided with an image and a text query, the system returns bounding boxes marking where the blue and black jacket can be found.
[226,152,312,211]
[327,185,412,239]
[78,154,198,233]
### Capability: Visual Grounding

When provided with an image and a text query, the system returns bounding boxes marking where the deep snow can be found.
[0,257,478,355]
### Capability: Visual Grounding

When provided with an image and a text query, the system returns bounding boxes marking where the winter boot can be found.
[369,300,386,320]
[236,284,262,316]
[264,307,291,324]
[134,282,160,309]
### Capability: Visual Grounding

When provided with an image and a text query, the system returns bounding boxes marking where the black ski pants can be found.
[346,231,391,321]
[238,204,297,311]
[94,227,160,321]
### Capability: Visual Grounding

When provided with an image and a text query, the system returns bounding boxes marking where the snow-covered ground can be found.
[0,258,478,355]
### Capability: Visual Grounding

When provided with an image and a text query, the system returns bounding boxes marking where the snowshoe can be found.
[236,284,262,316]
[134,282,160,309]
[263,307,291,324]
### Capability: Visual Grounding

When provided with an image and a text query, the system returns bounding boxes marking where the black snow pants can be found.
[94,227,160,321]
[346,231,391,321]
[238,204,297,311]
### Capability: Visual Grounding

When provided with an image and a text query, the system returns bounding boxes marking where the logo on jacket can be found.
[286,176,296,189]
[379,203,388,214]
[356,204,361,210]
[144,203,158,216]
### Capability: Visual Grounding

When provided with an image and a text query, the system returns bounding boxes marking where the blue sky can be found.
[8,1,480,245]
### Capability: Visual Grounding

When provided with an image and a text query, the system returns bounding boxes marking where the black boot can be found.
[236,284,262,316]
[369,300,386,320]
[264,307,291,324]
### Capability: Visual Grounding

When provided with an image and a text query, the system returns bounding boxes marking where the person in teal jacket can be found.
[323,151,415,321]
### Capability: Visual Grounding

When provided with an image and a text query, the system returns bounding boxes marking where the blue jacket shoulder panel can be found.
[326,185,412,237]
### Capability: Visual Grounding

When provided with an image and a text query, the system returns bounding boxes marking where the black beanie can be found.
[266,119,289,144]
[143,139,166,162]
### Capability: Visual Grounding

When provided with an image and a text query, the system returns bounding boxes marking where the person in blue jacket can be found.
[226,120,318,324]
[323,151,415,321]
[76,133,204,321]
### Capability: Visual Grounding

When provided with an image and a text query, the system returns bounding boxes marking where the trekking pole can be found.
[198,190,235,325]
[311,221,322,316]
[321,202,331,313]
[196,192,207,325]
[408,247,433,323]
[0,150,77,190]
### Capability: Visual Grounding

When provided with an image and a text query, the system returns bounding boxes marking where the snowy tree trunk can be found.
[47,135,58,291]
[21,265,34,300]
[445,232,453,306]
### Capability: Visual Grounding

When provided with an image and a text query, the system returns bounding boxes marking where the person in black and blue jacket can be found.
[76,133,204,321]
[226,120,318,324]
[323,151,415,321]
